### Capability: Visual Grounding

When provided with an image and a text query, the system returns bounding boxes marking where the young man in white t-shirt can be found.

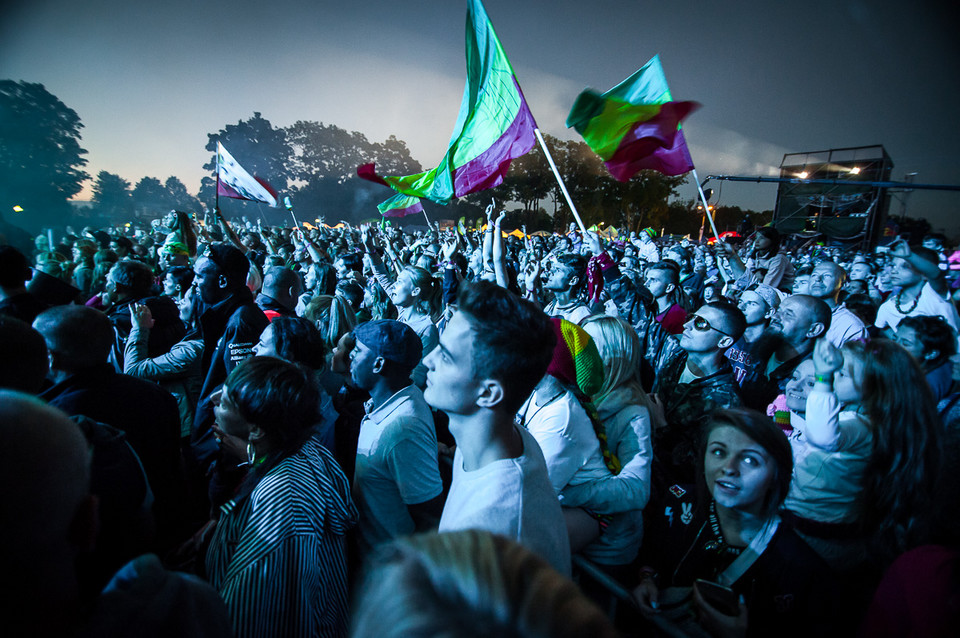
[875,252,960,337]
[422,281,572,575]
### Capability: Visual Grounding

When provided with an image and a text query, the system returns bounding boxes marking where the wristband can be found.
[815,374,832,384]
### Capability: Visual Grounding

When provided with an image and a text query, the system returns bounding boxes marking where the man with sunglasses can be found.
[651,302,747,486]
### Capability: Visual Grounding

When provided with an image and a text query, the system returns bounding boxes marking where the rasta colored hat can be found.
[353,320,423,370]
[547,317,604,398]
[546,317,619,474]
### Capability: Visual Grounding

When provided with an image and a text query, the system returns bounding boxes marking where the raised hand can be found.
[813,338,843,378]
[130,303,155,330]
[584,230,602,255]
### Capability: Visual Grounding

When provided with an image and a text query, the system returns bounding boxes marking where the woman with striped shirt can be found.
[206,357,358,638]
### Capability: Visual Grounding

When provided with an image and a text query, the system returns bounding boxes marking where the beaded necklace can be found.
[895,288,920,314]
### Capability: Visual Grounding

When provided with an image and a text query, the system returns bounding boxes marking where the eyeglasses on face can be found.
[691,314,733,338]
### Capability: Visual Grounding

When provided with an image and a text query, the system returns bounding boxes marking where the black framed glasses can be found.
[692,314,733,337]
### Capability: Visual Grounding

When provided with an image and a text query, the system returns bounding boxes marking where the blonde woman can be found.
[566,315,655,516]
[304,293,358,352]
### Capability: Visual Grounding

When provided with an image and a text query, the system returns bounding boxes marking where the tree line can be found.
[2,80,769,234]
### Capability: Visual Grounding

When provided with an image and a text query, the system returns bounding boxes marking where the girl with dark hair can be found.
[253,317,338,453]
[633,408,836,637]
[162,210,198,257]
[784,338,941,571]
[206,356,357,638]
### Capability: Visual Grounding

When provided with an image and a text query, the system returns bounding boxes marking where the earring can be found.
[247,442,256,465]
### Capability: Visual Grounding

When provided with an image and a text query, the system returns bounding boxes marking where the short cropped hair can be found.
[708,300,747,343]
[108,259,155,297]
[457,281,556,414]
[899,315,957,367]
[262,265,301,296]
[33,305,114,371]
[647,260,680,286]
[556,253,587,286]
[165,266,194,295]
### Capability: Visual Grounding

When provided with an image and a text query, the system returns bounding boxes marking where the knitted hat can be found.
[547,318,604,398]
[546,317,619,473]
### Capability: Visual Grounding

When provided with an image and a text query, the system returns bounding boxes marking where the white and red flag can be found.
[216,141,278,207]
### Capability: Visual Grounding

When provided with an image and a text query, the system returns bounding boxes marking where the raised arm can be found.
[214,207,247,253]
[492,210,509,289]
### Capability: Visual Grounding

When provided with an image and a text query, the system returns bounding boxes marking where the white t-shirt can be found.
[439,426,572,576]
[518,388,645,565]
[518,389,614,493]
[825,304,868,347]
[354,385,443,554]
[875,282,960,334]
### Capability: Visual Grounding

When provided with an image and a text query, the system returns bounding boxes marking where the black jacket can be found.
[190,287,268,468]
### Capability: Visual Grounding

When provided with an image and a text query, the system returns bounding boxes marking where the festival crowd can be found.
[2,205,959,637]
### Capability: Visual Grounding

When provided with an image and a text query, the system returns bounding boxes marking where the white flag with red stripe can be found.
[216,141,278,207]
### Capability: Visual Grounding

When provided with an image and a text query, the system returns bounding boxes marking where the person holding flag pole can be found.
[214,141,280,213]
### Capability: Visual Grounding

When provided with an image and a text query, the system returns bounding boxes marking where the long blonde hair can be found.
[581,315,656,417]
[304,294,357,351]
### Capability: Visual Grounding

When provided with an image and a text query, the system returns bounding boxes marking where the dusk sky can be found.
[3,0,958,231]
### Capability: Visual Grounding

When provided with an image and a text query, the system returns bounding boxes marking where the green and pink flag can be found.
[377,193,424,218]
[566,55,699,181]
[358,0,536,210]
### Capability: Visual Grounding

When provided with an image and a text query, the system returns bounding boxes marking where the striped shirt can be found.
[206,436,358,638]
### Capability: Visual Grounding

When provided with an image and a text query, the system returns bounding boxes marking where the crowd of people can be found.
[2,204,959,637]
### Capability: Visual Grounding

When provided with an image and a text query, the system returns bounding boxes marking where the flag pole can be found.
[215,145,221,211]
[534,128,588,235]
[423,209,431,227]
[690,168,721,241]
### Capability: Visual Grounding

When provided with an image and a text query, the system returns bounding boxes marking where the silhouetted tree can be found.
[92,171,132,220]
[286,121,422,223]
[131,177,168,217]
[0,80,89,230]
[164,176,201,213]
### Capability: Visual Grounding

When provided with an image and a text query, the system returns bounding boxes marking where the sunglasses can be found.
[691,314,733,337]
